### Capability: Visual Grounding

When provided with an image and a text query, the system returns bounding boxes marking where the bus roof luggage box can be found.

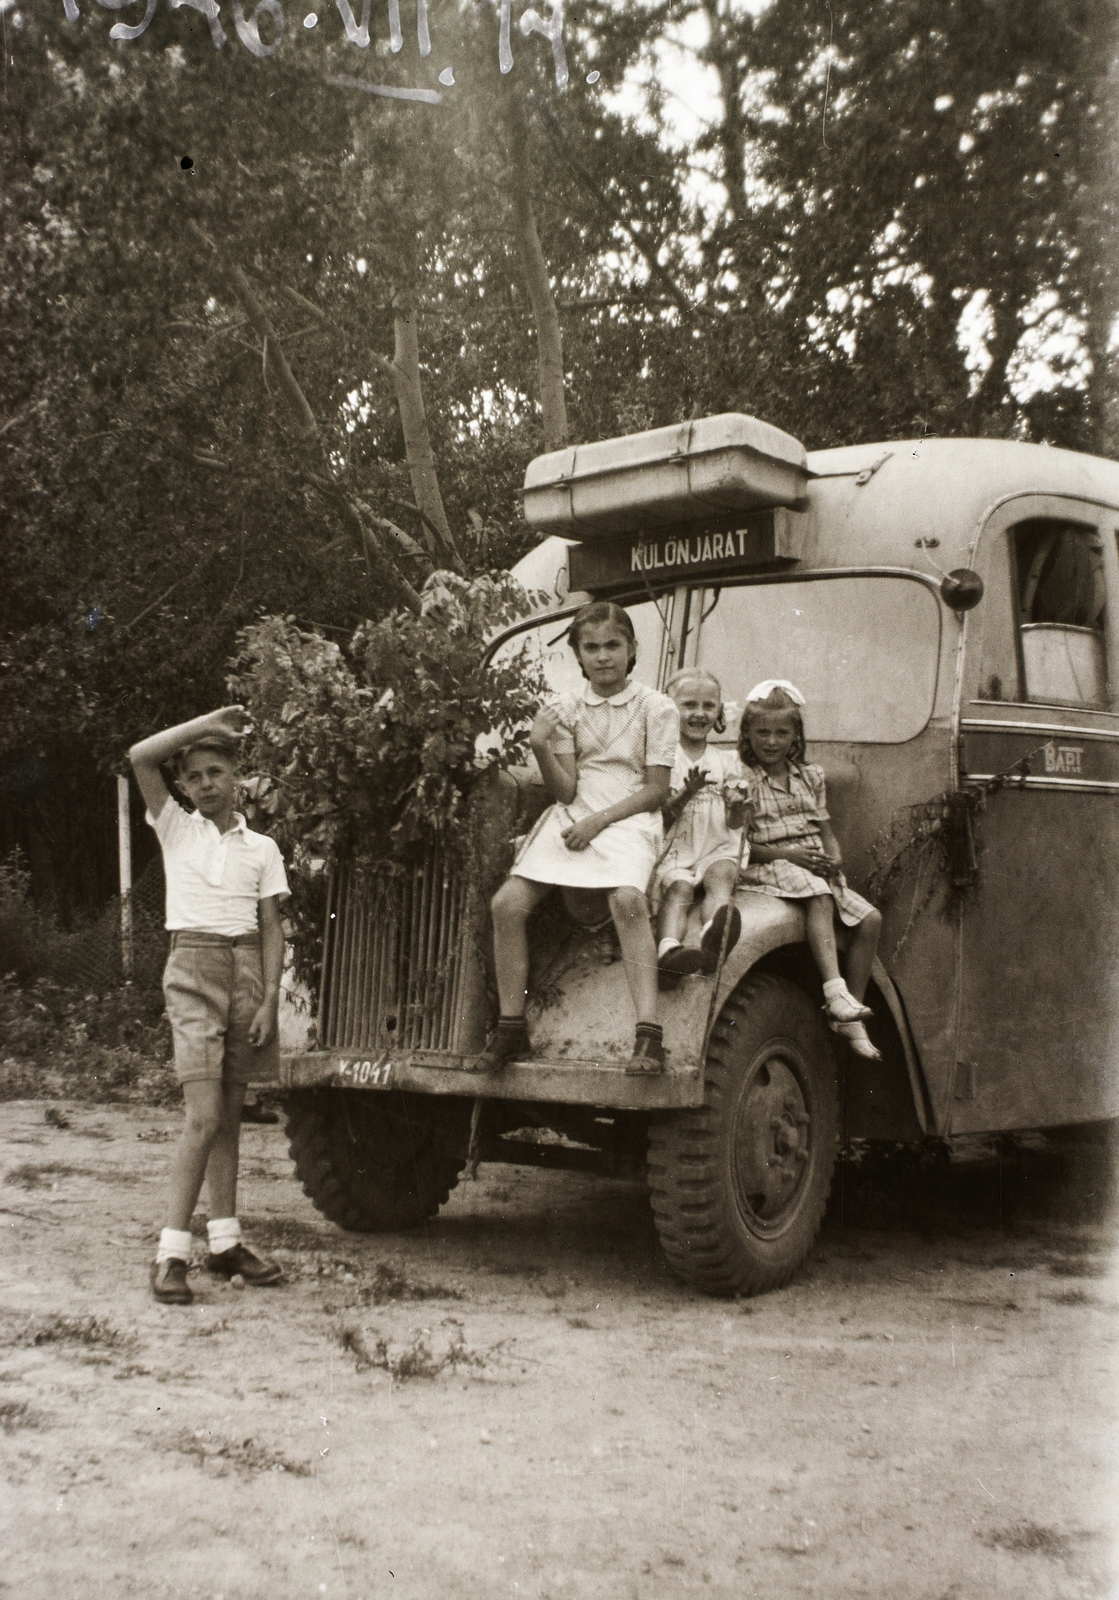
[523,413,809,539]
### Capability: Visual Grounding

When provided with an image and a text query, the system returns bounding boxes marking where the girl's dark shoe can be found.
[150,1258,192,1304]
[700,904,742,973]
[474,1016,530,1074]
[206,1243,283,1285]
[625,1022,666,1075]
[657,945,704,990]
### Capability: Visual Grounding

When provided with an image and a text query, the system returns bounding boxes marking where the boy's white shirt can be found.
[147,803,288,936]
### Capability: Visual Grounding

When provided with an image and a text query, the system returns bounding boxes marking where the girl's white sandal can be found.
[827,1018,882,1061]
[823,989,872,1023]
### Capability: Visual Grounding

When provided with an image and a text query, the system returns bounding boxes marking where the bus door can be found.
[956,495,1119,1131]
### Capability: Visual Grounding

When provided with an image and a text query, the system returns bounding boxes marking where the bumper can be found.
[273,1049,704,1110]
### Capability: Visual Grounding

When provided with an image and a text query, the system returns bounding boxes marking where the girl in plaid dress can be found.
[484,602,679,1076]
[738,681,883,1060]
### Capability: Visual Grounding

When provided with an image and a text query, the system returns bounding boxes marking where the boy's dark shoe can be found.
[150,1258,193,1305]
[657,945,703,990]
[206,1243,283,1285]
[700,904,742,973]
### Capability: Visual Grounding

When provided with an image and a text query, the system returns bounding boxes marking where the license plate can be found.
[334,1054,394,1090]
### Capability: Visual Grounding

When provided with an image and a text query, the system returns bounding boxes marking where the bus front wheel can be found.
[647,973,837,1297]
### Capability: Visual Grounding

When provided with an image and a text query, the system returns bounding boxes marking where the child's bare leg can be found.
[658,880,695,947]
[804,895,842,984]
[843,907,882,1002]
[609,886,659,1024]
[203,1081,248,1221]
[167,1079,226,1232]
[491,876,551,1017]
[700,860,738,924]
[809,899,876,1046]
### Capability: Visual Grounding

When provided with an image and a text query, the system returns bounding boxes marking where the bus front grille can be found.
[319,851,469,1053]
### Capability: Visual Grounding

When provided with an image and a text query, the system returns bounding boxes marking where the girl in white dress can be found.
[652,670,754,988]
[483,602,679,1075]
[738,681,883,1059]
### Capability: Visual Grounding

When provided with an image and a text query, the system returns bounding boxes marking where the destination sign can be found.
[568,509,803,592]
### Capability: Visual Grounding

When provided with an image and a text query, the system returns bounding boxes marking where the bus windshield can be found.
[690,575,941,743]
[488,596,673,698]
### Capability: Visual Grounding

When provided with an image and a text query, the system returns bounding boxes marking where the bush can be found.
[0,973,176,1104]
[228,571,546,993]
[0,852,55,984]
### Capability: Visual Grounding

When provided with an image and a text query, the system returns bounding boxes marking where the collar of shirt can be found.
[195,810,249,840]
[583,680,638,708]
[192,810,249,887]
[759,761,806,791]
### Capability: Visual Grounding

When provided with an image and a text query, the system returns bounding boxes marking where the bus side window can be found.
[1012,519,1107,709]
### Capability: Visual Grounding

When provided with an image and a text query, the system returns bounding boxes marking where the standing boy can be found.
[129,705,289,1304]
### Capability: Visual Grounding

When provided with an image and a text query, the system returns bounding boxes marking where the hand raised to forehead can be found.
[211,705,253,738]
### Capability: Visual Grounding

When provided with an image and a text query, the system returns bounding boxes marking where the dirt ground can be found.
[1,1098,1117,1600]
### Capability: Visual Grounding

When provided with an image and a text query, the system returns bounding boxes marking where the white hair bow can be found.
[744,679,806,706]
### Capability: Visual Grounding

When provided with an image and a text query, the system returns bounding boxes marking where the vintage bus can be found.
[275,416,1119,1296]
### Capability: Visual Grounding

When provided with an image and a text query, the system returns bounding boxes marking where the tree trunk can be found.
[225,262,321,441]
[387,286,461,566]
[503,86,568,451]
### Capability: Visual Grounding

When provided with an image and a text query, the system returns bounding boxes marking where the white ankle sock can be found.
[157,1227,193,1265]
[657,937,681,957]
[207,1217,242,1255]
[823,978,851,1000]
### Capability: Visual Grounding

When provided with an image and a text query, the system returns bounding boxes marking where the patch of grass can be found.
[3,1161,140,1190]
[360,1262,462,1305]
[982,1522,1073,1557]
[43,1106,70,1129]
[0,1399,42,1432]
[338,1320,489,1381]
[3,1162,86,1189]
[10,1313,133,1352]
[170,1427,310,1477]
[306,1256,461,1303]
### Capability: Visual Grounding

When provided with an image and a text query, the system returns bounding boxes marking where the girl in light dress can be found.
[738,681,883,1059]
[483,601,680,1076]
[652,669,754,989]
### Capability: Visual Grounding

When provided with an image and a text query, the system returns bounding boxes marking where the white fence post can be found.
[117,775,133,983]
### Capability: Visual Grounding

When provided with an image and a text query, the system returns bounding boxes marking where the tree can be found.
[676,0,1119,449]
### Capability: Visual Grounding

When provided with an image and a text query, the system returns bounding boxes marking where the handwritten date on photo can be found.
[61,0,570,88]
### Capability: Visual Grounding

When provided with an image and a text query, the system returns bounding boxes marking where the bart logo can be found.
[1044,741,1083,775]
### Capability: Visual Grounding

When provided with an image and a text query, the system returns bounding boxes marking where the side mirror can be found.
[940,569,984,612]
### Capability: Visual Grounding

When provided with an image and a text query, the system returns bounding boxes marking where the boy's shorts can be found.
[163,931,279,1086]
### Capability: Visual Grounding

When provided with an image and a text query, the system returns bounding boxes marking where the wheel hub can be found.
[731,1053,812,1232]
